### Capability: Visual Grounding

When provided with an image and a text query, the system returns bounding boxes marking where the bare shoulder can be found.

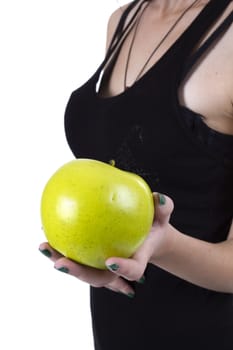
[105,5,127,50]
[224,21,233,117]
[105,1,142,50]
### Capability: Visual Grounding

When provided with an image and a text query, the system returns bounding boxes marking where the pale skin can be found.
[39,0,233,297]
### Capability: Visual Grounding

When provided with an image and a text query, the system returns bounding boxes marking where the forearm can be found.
[151,224,233,293]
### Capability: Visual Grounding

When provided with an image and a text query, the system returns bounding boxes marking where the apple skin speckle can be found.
[41,158,154,269]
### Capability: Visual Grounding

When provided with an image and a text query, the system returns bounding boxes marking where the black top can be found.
[64,0,233,349]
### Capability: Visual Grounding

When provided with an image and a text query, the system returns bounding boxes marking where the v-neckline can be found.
[93,0,219,102]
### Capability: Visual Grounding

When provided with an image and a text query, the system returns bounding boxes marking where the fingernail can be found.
[158,193,166,205]
[127,292,135,299]
[55,266,69,274]
[107,263,120,272]
[39,248,52,258]
[119,291,135,298]
[137,275,146,284]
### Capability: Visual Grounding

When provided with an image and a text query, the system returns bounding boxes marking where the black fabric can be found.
[64,0,233,348]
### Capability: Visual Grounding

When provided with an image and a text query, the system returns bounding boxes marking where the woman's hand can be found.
[105,193,174,282]
[39,193,174,297]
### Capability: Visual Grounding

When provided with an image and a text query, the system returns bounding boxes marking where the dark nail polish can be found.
[158,193,166,205]
[108,263,120,272]
[137,276,146,284]
[127,292,135,299]
[119,291,135,298]
[39,248,52,258]
[55,266,69,274]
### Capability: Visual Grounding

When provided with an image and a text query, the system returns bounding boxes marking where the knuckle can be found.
[92,282,105,288]
[132,269,145,282]
[106,280,118,290]
[92,275,115,289]
[123,264,144,282]
[57,256,68,265]
[131,273,142,281]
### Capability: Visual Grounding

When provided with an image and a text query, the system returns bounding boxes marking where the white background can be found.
[0,1,129,349]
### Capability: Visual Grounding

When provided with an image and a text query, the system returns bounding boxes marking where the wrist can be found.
[149,224,178,265]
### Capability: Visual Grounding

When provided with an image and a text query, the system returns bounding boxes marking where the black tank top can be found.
[64,1,233,349]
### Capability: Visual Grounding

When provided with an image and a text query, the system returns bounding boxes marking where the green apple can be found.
[40,159,154,269]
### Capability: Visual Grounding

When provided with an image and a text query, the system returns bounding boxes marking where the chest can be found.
[178,32,233,134]
[100,4,233,135]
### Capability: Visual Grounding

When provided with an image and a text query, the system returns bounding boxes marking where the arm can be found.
[106,195,233,294]
[39,193,233,296]
[151,220,233,293]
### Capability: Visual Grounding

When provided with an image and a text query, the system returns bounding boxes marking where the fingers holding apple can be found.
[39,242,63,262]
[40,159,154,270]
[39,241,114,286]
[54,255,114,287]
[153,193,174,226]
[39,241,135,296]
[59,263,136,297]
[105,193,174,282]
[39,159,173,297]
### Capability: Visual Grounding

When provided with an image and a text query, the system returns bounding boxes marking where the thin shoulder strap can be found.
[107,0,142,52]
[181,6,233,80]
[98,0,146,73]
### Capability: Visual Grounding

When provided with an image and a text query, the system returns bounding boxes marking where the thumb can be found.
[153,193,174,226]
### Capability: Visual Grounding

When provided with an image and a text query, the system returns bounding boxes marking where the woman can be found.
[39,0,233,348]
